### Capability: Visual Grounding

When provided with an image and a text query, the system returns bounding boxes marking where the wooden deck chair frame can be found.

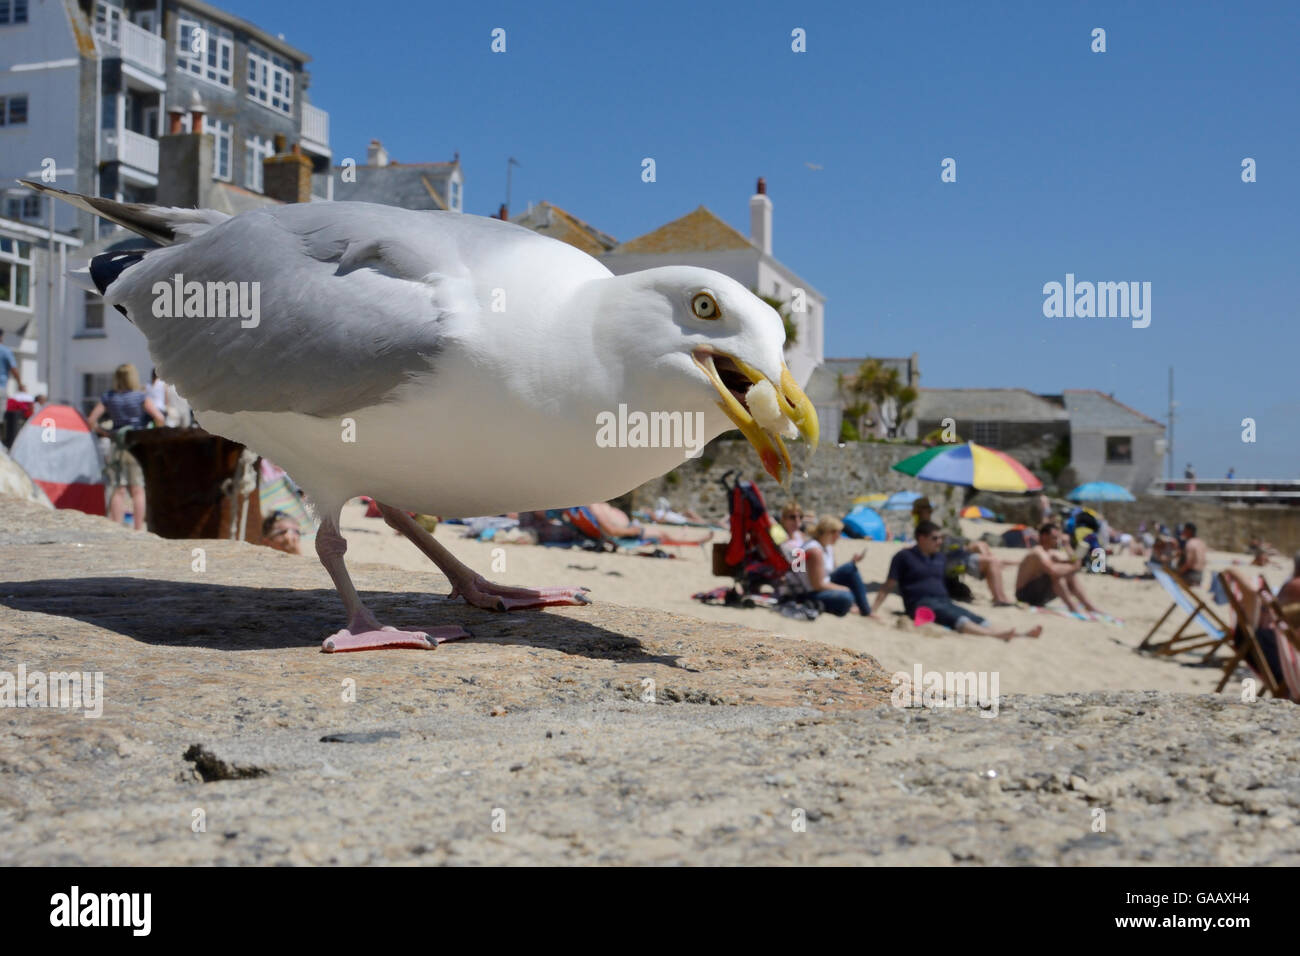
[1254,581,1300,700]
[1214,572,1284,697]
[1138,561,1232,659]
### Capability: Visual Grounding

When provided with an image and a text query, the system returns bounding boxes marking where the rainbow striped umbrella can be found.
[892,442,1043,492]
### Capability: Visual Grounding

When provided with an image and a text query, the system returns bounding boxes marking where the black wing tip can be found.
[89,250,146,295]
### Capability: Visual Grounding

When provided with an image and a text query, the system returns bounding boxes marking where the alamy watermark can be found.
[595,405,706,459]
[152,274,260,328]
[891,663,1000,718]
[1042,273,1150,328]
[1,664,103,718]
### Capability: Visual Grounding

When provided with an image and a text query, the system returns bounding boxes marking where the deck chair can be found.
[1253,581,1300,700]
[1214,572,1285,698]
[1138,561,1231,658]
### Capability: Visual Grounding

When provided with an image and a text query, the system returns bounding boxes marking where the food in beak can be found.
[692,348,819,485]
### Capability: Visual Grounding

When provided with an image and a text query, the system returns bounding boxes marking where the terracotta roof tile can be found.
[610,206,754,254]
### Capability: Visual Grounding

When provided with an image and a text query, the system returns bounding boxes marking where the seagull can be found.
[25,181,818,652]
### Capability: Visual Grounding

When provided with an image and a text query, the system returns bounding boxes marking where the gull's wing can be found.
[99,201,609,417]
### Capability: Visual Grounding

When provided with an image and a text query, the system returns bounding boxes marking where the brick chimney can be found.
[367,139,389,167]
[262,140,313,204]
[749,177,772,255]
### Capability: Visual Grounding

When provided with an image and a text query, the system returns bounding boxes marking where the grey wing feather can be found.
[103,202,535,417]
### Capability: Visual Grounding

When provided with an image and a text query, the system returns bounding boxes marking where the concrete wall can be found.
[0,3,82,234]
[1103,497,1300,556]
[1069,428,1163,493]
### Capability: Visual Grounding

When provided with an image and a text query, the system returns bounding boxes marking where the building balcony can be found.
[96,19,167,87]
[102,128,159,180]
[301,103,330,157]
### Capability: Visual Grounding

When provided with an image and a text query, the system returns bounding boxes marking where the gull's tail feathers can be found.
[17,179,230,246]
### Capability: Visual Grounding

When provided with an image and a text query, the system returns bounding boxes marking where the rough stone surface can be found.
[2,497,1298,865]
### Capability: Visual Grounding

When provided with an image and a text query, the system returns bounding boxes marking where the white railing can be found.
[103,128,159,174]
[120,20,165,75]
[301,103,329,150]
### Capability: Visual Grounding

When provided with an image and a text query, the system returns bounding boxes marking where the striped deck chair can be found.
[1254,581,1300,700]
[1214,572,1285,698]
[1138,561,1231,659]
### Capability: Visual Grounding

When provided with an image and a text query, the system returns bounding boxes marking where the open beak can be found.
[693,348,819,485]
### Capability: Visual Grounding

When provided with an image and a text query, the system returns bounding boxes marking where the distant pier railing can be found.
[1147,479,1300,503]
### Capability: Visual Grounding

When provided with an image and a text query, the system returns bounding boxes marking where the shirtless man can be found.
[1177,522,1207,589]
[1014,523,1101,615]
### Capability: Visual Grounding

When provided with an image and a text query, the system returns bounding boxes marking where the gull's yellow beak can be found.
[693,348,819,485]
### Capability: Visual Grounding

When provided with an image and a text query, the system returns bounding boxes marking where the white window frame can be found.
[0,235,33,310]
[0,93,27,126]
[81,293,106,336]
[208,118,232,181]
[3,193,40,221]
[94,0,122,44]
[177,16,233,89]
[244,134,274,193]
[246,44,294,114]
[450,178,461,212]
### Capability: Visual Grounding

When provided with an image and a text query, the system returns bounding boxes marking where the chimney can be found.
[749,177,772,255]
[367,139,389,167]
[157,129,214,209]
[188,89,206,135]
[494,202,508,220]
[262,141,313,204]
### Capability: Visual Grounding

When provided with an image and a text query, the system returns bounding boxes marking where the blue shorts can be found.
[914,597,986,631]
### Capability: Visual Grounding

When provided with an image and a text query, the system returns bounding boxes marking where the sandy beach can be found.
[337,502,1286,698]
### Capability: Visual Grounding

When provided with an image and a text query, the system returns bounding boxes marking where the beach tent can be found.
[842,505,887,541]
[9,404,106,515]
[1068,481,1136,502]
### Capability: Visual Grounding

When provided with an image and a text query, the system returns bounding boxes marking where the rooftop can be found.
[609,206,754,255]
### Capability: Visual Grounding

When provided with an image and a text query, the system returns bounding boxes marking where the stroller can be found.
[697,471,820,619]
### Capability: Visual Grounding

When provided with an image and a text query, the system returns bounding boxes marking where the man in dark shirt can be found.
[871,521,1042,641]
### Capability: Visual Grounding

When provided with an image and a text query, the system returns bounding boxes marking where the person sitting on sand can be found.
[913,496,1014,605]
[261,510,302,555]
[871,521,1042,641]
[796,516,871,617]
[778,502,807,547]
[1014,523,1102,616]
[1176,522,1207,588]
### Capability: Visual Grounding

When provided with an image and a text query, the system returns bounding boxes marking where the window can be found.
[970,420,1002,448]
[82,294,105,335]
[4,194,40,221]
[208,118,232,180]
[244,135,273,192]
[0,94,28,126]
[0,0,29,26]
[0,236,32,308]
[450,178,461,211]
[82,372,115,415]
[177,17,233,88]
[1105,435,1133,464]
[94,1,121,44]
[247,44,294,113]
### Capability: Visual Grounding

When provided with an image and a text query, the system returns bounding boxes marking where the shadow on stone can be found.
[0,576,679,665]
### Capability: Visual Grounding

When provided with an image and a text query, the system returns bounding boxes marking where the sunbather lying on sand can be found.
[1014,523,1102,616]
[871,521,1042,641]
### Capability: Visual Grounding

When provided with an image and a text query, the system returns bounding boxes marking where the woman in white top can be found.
[797,516,870,617]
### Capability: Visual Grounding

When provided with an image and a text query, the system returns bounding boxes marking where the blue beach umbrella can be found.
[882,490,923,511]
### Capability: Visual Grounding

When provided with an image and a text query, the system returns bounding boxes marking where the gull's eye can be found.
[691,292,720,320]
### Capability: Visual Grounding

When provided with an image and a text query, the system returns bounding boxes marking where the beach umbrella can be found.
[842,505,887,541]
[961,505,996,519]
[1067,481,1136,502]
[881,490,923,511]
[892,441,1043,492]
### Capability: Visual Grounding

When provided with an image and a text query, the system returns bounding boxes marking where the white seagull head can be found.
[591,265,819,483]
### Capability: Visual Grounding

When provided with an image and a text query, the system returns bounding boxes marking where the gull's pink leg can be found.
[315,517,470,652]
[378,504,591,611]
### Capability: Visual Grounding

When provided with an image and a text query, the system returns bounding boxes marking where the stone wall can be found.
[970,492,1300,554]
[627,437,965,533]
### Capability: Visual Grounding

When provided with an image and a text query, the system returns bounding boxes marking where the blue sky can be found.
[227,0,1298,478]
